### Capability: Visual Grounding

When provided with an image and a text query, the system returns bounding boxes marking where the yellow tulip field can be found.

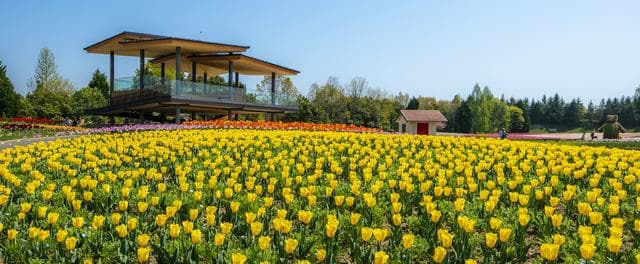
[0,129,639,263]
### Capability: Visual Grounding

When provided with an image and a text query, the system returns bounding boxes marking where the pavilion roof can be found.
[84,31,249,57]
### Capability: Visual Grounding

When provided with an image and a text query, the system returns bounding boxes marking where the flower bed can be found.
[0,117,56,125]
[0,130,638,262]
[184,120,383,133]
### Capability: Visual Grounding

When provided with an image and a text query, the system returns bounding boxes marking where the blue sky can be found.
[1,1,639,102]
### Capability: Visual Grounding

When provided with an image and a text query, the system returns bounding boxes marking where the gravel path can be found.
[0,135,80,150]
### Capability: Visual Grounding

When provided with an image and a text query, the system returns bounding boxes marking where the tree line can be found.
[1,47,638,132]
[0,48,108,122]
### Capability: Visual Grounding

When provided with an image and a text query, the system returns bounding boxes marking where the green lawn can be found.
[533,139,640,150]
[0,129,55,141]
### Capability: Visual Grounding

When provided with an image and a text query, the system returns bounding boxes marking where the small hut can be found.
[397,110,447,135]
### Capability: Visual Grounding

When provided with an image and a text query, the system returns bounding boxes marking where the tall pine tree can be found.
[0,60,22,117]
[88,69,109,100]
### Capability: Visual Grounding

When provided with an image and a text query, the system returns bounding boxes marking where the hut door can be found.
[417,123,429,135]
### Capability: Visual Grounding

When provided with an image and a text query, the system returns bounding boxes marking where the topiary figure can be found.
[596,115,626,139]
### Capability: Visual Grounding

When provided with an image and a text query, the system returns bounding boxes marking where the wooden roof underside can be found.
[150,54,299,76]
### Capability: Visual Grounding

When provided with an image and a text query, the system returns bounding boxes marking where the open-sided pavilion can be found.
[84,31,299,123]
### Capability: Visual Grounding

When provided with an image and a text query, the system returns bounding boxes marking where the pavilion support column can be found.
[271,72,276,105]
[109,51,114,105]
[191,61,197,94]
[235,72,239,87]
[109,51,115,125]
[228,61,234,86]
[175,108,181,124]
[160,63,165,85]
[227,110,232,120]
[139,49,145,96]
[175,47,182,95]
[139,111,145,123]
[203,72,208,83]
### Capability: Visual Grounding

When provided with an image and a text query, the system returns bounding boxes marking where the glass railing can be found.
[111,75,297,107]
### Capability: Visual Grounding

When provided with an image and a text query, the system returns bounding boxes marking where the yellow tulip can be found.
[128,218,138,231]
[137,202,149,213]
[165,206,177,218]
[361,227,373,241]
[373,228,388,242]
[392,214,402,226]
[430,210,442,223]
[589,212,603,225]
[91,215,105,230]
[539,243,559,261]
[374,251,389,264]
[48,212,60,225]
[454,198,465,212]
[191,229,202,244]
[433,246,447,263]
[437,229,453,248]
[316,249,327,261]
[214,233,225,246]
[56,229,68,243]
[182,221,193,234]
[72,217,84,229]
[118,200,128,212]
[258,236,270,250]
[325,215,339,238]
[250,222,262,236]
[111,213,122,224]
[245,212,256,224]
[499,228,512,242]
[155,214,167,227]
[231,253,247,264]
[350,213,361,225]
[169,224,181,238]
[230,201,240,213]
[115,224,128,238]
[137,234,150,247]
[37,206,48,219]
[607,237,622,253]
[579,243,596,260]
[20,202,32,213]
[489,217,502,230]
[65,237,77,251]
[485,232,497,248]
[465,260,477,264]
[7,229,18,240]
[220,222,233,235]
[552,234,565,246]
[284,238,298,254]
[402,234,415,249]
[137,247,151,263]
[518,213,530,226]
[297,210,313,225]
[551,214,563,228]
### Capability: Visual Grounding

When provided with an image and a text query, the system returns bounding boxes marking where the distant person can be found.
[590,130,597,140]
[498,128,508,140]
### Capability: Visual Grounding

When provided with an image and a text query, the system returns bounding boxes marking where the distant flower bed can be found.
[184,120,383,133]
[0,117,56,125]
[87,124,208,134]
